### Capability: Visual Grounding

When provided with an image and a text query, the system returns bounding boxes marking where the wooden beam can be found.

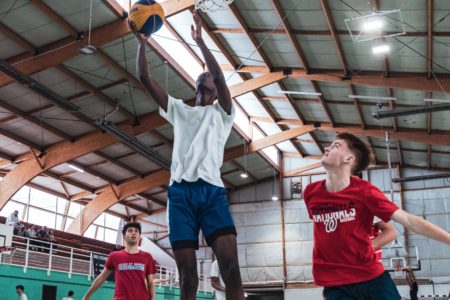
[67,169,170,233]
[218,67,450,93]
[427,0,433,79]
[319,0,347,74]
[271,0,309,70]
[229,3,272,68]
[284,162,323,177]
[0,0,195,87]
[101,0,127,18]
[0,23,35,53]
[211,27,439,37]
[229,72,286,97]
[145,37,197,88]
[29,0,79,37]
[56,65,134,119]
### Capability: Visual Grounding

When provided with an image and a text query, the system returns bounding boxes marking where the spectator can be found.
[211,260,226,300]
[62,290,74,300]
[16,285,28,300]
[27,225,38,251]
[48,229,58,251]
[6,210,22,233]
[37,226,48,252]
[406,267,419,300]
[16,226,28,238]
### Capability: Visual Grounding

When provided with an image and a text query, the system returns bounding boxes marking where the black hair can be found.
[68,291,74,296]
[16,285,24,291]
[122,222,142,235]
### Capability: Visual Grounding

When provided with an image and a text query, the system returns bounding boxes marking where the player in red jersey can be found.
[83,222,156,300]
[304,132,450,300]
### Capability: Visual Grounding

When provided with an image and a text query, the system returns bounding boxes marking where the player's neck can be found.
[124,244,139,254]
[325,169,352,192]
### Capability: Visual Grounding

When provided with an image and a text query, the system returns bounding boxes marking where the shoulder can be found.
[304,180,324,195]
[140,250,154,261]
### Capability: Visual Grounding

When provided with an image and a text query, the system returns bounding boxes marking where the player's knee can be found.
[219,259,240,282]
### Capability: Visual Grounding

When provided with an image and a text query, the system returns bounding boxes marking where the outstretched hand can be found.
[191,10,203,43]
[128,21,148,42]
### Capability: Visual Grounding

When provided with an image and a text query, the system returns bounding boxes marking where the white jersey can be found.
[160,96,235,187]
[18,293,28,300]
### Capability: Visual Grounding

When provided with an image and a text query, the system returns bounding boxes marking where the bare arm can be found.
[130,23,169,112]
[191,10,232,114]
[147,274,155,300]
[391,209,450,245]
[82,268,113,300]
[372,220,397,249]
[211,276,226,292]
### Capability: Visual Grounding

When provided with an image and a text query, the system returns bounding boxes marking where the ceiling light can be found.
[348,95,397,101]
[372,103,450,119]
[278,91,322,96]
[424,98,450,103]
[240,172,249,178]
[68,163,85,173]
[96,119,171,169]
[80,44,97,55]
[271,195,279,201]
[372,44,390,54]
[362,19,383,32]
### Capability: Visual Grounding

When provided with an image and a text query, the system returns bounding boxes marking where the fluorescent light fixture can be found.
[372,44,390,54]
[0,59,80,112]
[68,163,84,173]
[278,91,322,96]
[424,98,450,103]
[362,19,383,32]
[372,103,450,119]
[240,172,249,178]
[271,195,279,201]
[96,119,171,169]
[349,95,397,101]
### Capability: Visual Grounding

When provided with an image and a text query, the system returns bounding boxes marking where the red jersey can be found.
[303,176,399,286]
[105,249,157,300]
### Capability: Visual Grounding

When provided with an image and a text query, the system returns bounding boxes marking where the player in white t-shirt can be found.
[211,260,226,300]
[131,10,244,300]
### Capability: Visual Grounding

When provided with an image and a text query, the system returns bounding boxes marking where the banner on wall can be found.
[92,253,115,282]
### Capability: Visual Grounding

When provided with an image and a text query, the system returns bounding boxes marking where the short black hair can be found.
[16,285,24,291]
[68,291,74,296]
[336,132,372,175]
[122,222,142,235]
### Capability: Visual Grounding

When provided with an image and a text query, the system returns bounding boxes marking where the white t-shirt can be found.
[210,260,225,300]
[160,96,235,187]
[18,293,28,300]
[6,212,20,226]
[62,297,73,300]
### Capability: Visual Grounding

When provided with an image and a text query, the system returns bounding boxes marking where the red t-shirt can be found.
[105,249,157,300]
[303,176,399,286]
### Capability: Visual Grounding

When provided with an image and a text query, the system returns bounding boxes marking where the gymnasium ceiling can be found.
[0,0,449,230]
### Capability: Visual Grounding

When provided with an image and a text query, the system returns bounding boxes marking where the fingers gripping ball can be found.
[129,0,165,36]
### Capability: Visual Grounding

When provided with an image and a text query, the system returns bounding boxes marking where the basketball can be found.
[129,0,165,36]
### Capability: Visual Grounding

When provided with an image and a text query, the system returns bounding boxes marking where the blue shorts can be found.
[167,179,236,250]
[323,271,401,300]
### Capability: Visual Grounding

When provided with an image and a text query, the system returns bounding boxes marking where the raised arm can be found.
[191,10,232,114]
[391,209,450,245]
[82,268,113,300]
[372,220,397,249]
[130,23,169,112]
